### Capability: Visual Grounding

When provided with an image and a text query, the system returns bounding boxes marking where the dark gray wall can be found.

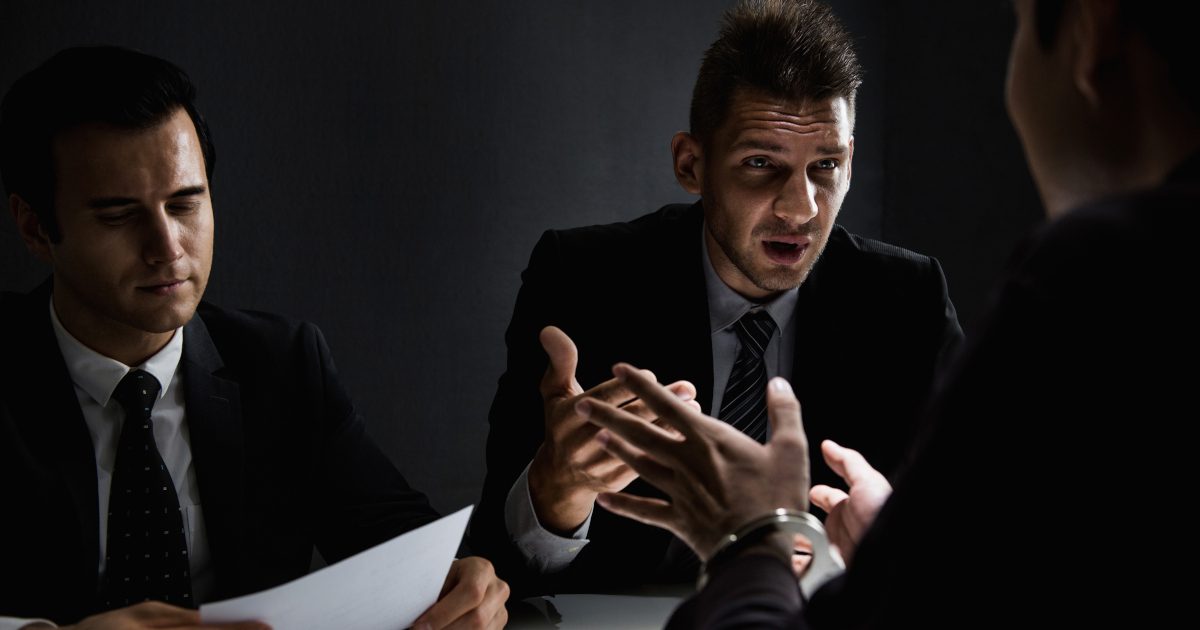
[880,0,1043,328]
[0,0,1038,516]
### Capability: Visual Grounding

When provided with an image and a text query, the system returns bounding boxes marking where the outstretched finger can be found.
[579,398,685,466]
[821,440,883,487]
[582,367,659,409]
[595,492,674,529]
[654,399,700,431]
[623,381,697,421]
[595,428,676,489]
[765,378,805,443]
[611,364,705,440]
[809,484,849,514]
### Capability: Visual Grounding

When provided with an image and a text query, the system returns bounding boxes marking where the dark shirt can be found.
[669,155,1200,628]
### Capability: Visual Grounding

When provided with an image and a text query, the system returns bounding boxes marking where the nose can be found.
[142,206,185,265]
[773,171,819,226]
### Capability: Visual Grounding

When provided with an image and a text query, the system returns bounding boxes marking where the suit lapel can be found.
[650,202,715,415]
[180,312,245,599]
[3,279,102,596]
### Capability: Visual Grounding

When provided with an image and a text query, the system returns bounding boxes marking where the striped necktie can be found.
[719,309,778,443]
[102,369,194,609]
[659,309,783,581]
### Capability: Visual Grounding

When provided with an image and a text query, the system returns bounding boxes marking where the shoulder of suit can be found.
[194,301,325,360]
[821,225,936,274]
[1005,183,1195,300]
[0,282,50,331]
[1040,183,1193,254]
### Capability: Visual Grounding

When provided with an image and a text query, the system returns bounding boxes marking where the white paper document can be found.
[200,506,472,630]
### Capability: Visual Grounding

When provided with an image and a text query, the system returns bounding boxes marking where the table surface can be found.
[504,584,695,630]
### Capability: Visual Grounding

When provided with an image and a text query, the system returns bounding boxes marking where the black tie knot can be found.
[111,369,162,421]
[732,310,777,360]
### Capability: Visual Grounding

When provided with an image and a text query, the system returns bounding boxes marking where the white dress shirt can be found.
[0,300,216,630]
[504,225,800,572]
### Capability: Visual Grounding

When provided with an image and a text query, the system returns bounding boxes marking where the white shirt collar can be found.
[49,297,184,407]
[702,225,800,335]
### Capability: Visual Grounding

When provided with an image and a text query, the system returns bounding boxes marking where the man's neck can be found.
[1043,131,1200,220]
[52,286,174,367]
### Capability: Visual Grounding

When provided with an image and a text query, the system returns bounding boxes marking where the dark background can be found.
[0,1,1041,519]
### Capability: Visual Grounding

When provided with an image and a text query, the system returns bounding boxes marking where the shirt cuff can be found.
[0,618,56,629]
[504,462,592,573]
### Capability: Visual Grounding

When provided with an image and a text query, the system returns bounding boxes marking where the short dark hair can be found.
[1035,0,1198,113]
[689,0,862,147]
[0,46,216,243]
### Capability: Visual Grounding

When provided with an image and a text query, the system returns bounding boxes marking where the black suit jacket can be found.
[469,202,963,595]
[667,158,1200,629]
[0,282,440,625]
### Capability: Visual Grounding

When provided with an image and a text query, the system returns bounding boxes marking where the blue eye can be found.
[816,159,838,169]
[747,156,770,168]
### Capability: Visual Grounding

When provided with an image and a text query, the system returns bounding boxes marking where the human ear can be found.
[1072,0,1122,109]
[10,194,54,263]
[846,137,855,188]
[671,131,704,195]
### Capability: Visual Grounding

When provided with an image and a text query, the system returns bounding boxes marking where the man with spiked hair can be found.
[469,0,964,595]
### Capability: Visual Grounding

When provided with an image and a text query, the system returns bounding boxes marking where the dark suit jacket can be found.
[666,158,1200,629]
[0,282,440,625]
[469,201,963,595]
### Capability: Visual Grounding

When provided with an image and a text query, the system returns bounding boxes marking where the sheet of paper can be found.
[200,506,472,630]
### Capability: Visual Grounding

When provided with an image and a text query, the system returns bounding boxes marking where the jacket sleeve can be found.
[467,230,568,595]
[927,257,965,380]
[306,323,442,564]
[666,553,807,630]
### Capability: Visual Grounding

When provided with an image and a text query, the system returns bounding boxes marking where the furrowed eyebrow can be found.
[817,145,850,157]
[729,139,787,153]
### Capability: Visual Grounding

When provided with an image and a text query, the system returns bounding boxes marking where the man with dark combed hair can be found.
[0,46,217,244]
[469,0,964,595]
[0,46,509,630]
[582,0,1199,626]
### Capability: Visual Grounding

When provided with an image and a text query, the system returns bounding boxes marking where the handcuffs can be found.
[698,509,846,598]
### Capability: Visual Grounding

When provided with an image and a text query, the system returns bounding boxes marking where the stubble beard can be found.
[705,195,830,294]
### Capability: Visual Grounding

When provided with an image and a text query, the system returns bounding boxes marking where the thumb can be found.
[540,326,580,397]
[821,440,882,488]
[766,377,804,442]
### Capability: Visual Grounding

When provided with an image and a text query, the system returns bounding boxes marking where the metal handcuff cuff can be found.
[698,509,846,598]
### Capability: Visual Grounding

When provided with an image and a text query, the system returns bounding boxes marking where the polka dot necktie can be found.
[719,310,778,443]
[102,369,193,609]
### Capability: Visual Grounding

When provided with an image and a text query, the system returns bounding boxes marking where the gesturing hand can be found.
[809,440,892,566]
[582,364,810,562]
[60,601,268,630]
[412,557,509,630]
[527,327,699,533]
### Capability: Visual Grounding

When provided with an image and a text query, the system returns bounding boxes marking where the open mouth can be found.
[762,239,808,265]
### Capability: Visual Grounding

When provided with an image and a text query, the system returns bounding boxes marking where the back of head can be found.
[0,46,215,242]
[1036,0,1199,115]
[690,0,862,147]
